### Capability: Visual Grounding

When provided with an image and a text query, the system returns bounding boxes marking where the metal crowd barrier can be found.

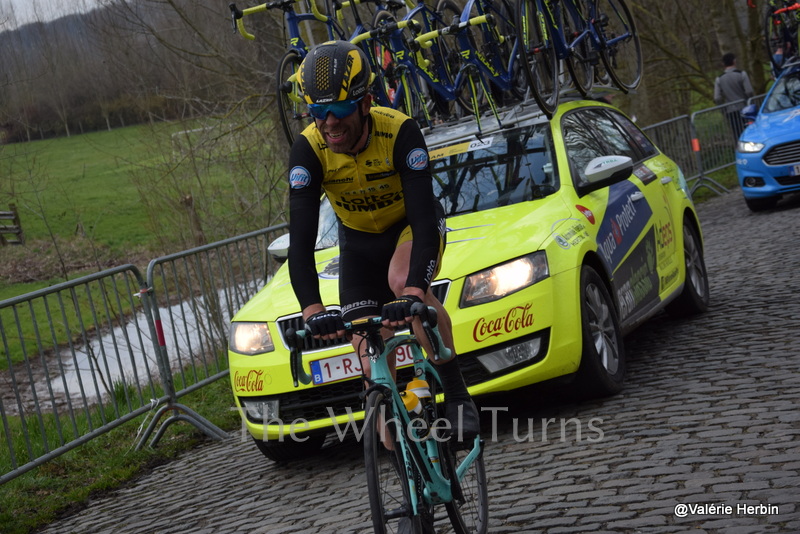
[0,223,287,485]
[641,95,765,197]
[642,115,699,182]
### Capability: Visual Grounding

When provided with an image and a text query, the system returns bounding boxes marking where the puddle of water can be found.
[5,282,259,417]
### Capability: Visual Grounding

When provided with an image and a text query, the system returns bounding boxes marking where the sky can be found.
[1,0,97,27]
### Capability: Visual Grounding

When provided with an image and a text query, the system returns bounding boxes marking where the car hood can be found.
[233,197,573,322]
[744,107,800,144]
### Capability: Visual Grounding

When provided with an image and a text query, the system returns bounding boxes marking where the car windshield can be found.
[764,70,800,113]
[314,122,557,249]
[430,123,558,215]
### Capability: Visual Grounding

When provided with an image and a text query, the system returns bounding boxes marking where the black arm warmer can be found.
[395,120,440,293]
[287,137,325,310]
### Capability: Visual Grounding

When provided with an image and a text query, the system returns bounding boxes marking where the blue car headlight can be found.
[737,140,765,153]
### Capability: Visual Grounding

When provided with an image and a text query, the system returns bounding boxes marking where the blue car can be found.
[736,63,800,211]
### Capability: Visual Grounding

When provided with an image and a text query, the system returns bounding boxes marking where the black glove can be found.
[305,310,345,337]
[382,295,423,323]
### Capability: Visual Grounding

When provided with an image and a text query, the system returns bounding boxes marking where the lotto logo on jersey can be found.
[290,166,311,189]
[407,148,428,171]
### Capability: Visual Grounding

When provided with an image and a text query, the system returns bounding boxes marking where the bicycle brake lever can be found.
[287,328,312,387]
[229,3,243,32]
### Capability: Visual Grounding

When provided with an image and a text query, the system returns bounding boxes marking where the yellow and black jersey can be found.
[287,107,440,310]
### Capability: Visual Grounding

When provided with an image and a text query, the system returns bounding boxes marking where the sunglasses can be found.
[307,97,364,120]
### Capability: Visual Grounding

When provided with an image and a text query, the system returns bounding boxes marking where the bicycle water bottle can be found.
[404,379,431,441]
[407,379,430,402]
[401,390,423,416]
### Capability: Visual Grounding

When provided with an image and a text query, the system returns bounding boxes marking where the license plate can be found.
[791,164,800,177]
[310,345,415,385]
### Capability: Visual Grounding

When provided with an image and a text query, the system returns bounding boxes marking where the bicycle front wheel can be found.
[364,389,422,534]
[516,0,559,117]
[444,441,489,534]
[276,49,311,147]
[594,0,642,92]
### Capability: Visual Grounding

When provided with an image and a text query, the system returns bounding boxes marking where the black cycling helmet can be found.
[298,40,372,105]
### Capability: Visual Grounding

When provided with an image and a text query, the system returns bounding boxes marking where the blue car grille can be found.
[277,281,451,351]
[775,175,800,186]
[764,140,800,166]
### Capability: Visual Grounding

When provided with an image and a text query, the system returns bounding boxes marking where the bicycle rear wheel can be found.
[443,441,489,533]
[516,0,559,117]
[563,1,594,96]
[594,0,642,92]
[276,49,311,147]
[364,389,423,534]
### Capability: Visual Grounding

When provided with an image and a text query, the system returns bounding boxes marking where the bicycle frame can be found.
[231,0,344,45]
[289,312,482,516]
[458,0,521,93]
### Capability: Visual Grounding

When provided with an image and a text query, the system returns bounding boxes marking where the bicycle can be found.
[456,0,529,111]
[763,0,800,71]
[230,0,348,146]
[365,3,495,127]
[516,0,642,118]
[287,304,489,533]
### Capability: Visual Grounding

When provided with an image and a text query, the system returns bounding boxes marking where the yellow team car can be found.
[229,100,710,461]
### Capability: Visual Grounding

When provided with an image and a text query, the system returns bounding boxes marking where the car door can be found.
[561,106,661,327]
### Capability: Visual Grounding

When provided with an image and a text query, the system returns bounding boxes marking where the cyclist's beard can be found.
[347,109,370,154]
[318,110,369,155]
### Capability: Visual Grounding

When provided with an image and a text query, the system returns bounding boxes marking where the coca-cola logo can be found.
[472,304,535,343]
[233,370,269,393]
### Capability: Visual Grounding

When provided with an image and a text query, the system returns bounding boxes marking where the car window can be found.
[562,108,639,186]
[609,110,658,158]
[764,70,800,113]
[429,124,558,216]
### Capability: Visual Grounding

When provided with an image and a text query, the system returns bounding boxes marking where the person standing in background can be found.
[714,52,755,140]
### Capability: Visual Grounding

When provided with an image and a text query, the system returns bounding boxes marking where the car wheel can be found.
[665,219,710,318]
[745,196,778,212]
[251,434,325,462]
[574,265,625,398]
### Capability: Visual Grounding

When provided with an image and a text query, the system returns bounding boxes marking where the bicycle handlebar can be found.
[229,0,329,40]
[287,304,451,387]
[350,18,421,45]
[415,14,492,49]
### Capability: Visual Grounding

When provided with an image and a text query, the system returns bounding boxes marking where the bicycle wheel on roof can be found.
[276,49,312,147]
[594,0,642,92]
[562,0,594,97]
[515,0,559,117]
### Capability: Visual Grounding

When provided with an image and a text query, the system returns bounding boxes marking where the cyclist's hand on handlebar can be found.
[306,310,345,339]
[382,294,423,327]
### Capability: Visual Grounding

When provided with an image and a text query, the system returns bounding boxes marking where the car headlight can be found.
[229,322,275,355]
[460,252,549,307]
[737,140,764,153]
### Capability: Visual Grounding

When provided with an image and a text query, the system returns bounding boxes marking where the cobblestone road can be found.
[37,190,800,534]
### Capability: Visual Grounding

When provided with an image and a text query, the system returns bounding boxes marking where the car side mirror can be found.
[268,233,290,263]
[740,104,758,123]
[584,155,633,183]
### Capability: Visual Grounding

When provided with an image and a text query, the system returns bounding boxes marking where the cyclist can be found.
[286,40,479,440]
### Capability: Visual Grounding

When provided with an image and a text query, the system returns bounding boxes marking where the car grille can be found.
[248,328,550,424]
[775,175,800,186]
[764,140,800,166]
[242,365,418,423]
[276,280,451,351]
